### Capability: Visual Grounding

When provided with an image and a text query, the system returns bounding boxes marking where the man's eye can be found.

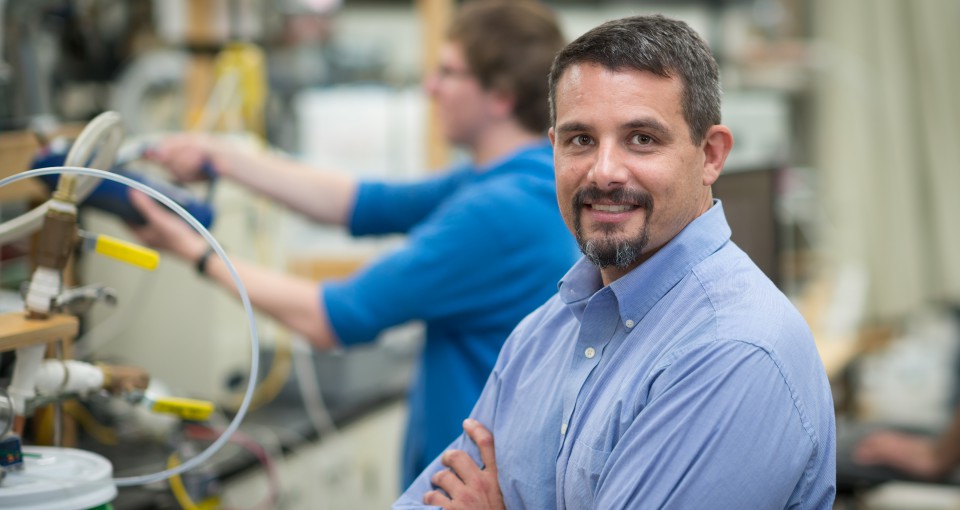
[631,134,654,145]
[572,135,592,146]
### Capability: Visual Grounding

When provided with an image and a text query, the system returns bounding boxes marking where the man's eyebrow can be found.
[554,121,591,135]
[555,118,674,140]
[624,118,672,139]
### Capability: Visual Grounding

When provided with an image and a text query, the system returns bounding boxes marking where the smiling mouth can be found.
[589,204,636,213]
[573,186,653,226]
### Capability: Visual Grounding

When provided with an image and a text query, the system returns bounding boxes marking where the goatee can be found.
[572,186,652,268]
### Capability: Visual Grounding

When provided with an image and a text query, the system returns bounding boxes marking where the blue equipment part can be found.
[32,151,216,229]
[0,435,23,469]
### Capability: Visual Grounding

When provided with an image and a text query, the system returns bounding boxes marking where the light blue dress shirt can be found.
[394,201,836,509]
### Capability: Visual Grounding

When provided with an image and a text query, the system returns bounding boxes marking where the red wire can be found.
[183,423,282,510]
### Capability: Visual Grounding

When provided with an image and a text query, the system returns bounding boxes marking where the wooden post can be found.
[182,0,221,131]
[416,0,454,171]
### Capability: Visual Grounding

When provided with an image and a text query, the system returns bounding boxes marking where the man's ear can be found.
[548,126,556,147]
[701,125,733,186]
[487,86,516,120]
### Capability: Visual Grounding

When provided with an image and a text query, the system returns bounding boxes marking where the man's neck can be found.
[469,121,544,168]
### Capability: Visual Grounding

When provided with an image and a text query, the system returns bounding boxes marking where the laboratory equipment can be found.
[31,148,217,229]
[0,112,261,508]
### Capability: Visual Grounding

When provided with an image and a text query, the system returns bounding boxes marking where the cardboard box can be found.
[0,130,47,202]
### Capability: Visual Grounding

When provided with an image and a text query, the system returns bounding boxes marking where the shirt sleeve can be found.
[589,340,822,509]
[325,178,563,345]
[391,339,508,509]
[349,168,470,236]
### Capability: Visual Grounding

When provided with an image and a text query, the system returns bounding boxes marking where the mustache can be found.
[573,186,653,211]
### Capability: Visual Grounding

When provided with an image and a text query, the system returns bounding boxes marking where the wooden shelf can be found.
[0,312,78,352]
[0,130,48,202]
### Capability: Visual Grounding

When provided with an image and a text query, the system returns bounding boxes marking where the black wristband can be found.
[195,247,215,276]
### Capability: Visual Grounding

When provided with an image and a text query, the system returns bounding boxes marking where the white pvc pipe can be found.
[34,360,105,395]
[8,344,46,415]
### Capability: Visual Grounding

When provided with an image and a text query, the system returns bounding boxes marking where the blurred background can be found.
[0,0,958,509]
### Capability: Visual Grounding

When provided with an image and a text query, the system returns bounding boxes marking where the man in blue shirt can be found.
[396,14,836,509]
[127,0,576,486]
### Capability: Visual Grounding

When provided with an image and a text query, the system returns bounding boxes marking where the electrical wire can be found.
[167,452,221,510]
[31,399,121,447]
[63,400,119,446]
[0,166,261,488]
[224,333,292,413]
[291,336,337,436]
[183,423,282,510]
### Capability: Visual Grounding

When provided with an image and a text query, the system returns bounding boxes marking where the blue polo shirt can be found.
[322,140,579,485]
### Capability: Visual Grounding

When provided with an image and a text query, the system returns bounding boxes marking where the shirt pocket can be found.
[501,476,558,510]
[565,439,612,508]
[499,446,557,510]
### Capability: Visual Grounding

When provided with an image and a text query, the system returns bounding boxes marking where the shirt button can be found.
[561,423,568,435]
[625,319,635,328]
[584,347,596,359]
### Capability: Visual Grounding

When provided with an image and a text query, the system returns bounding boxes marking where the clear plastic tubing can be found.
[0,166,260,487]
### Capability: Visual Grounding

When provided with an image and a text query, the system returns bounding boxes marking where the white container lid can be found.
[0,446,117,510]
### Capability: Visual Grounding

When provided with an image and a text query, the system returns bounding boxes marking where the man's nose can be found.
[588,143,629,189]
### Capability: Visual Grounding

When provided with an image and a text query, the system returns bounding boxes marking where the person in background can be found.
[394,14,836,509]
[129,0,576,487]
[854,407,960,479]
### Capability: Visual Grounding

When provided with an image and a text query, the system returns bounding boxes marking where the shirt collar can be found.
[558,200,731,323]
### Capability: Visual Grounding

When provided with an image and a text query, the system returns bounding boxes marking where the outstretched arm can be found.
[128,190,338,350]
[855,405,960,478]
[146,134,357,226]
